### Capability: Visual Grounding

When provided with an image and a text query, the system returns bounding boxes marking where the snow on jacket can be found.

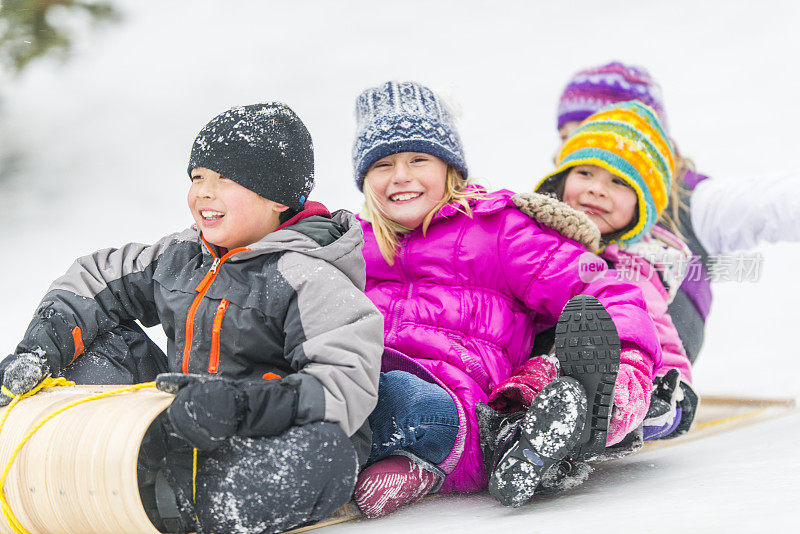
[359,189,661,493]
[513,192,692,383]
[15,206,384,453]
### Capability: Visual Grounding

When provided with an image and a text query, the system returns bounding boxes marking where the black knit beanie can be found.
[187,103,314,211]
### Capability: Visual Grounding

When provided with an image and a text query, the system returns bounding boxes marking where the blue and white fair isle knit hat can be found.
[352,81,468,190]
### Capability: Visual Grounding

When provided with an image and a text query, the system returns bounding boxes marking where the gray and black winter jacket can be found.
[15,207,383,457]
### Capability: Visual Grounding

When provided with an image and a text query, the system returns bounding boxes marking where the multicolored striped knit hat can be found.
[352,81,468,190]
[557,61,667,131]
[536,101,675,247]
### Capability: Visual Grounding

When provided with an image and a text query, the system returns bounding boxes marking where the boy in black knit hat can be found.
[0,103,383,533]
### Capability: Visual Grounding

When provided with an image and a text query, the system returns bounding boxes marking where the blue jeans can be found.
[368,371,459,466]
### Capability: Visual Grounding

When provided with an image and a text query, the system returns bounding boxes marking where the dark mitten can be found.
[237,378,299,438]
[155,373,300,451]
[0,352,51,406]
[156,373,247,451]
[292,217,346,245]
[476,402,524,479]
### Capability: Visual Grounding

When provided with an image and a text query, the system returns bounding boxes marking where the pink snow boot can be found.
[354,455,442,518]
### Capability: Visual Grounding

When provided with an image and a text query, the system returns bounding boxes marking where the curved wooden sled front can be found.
[0,385,173,534]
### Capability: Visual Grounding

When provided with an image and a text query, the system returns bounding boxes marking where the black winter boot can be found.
[535,457,593,495]
[554,295,620,460]
[487,377,587,507]
[478,403,594,499]
[476,402,525,480]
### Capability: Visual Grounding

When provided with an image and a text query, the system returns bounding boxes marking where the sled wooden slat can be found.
[695,394,796,408]
[641,394,797,453]
[0,385,173,534]
[284,502,362,533]
[282,493,441,533]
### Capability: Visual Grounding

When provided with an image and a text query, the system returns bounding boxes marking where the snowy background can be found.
[0,0,798,531]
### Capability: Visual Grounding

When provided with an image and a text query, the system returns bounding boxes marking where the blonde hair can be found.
[656,155,692,240]
[362,165,482,265]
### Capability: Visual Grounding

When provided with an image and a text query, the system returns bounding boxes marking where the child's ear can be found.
[272,203,291,213]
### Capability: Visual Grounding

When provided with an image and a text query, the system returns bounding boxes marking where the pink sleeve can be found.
[611,251,693,384]
[495,210,662,372]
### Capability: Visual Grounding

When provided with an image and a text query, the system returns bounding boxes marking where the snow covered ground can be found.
[0,1,798,531]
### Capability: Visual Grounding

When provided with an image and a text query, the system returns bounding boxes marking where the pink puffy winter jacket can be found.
[359,189,661,493]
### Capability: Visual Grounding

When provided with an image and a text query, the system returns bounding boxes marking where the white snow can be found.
[0,0,799,531]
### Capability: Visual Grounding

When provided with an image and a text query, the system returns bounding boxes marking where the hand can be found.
[156,373,300,451]
[0,352,51,407]
[487,354,560,413]
[156,373,246,451]
[607,350,653,446]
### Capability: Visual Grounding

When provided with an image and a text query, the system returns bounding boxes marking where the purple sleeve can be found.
[681,168,710,190]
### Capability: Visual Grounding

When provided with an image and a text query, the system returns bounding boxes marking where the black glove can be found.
[0,352,51,407]
[156,373,299,451]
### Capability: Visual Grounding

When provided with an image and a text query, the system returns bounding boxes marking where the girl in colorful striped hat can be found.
[480,101,698,502]
[555,61,800,366]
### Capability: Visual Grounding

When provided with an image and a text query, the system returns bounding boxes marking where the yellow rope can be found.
[192,447,200,524]
[192,448,198,503]
[0,379,156,534]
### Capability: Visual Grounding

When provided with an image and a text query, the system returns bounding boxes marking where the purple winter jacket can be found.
[359,189,661,493]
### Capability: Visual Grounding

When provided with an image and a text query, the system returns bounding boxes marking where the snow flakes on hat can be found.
[188,102,314,210]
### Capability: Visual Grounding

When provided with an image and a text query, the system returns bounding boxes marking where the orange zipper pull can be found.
[195,258,221,293]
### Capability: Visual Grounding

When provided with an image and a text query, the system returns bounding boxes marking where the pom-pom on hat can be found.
[557,61,667,131]
[187,103,314,211]
[352,81,468,190]
[536,101,675,248]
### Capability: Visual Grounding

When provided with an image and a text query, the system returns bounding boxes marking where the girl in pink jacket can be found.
[349,81,662,515]
[486,101,699,497]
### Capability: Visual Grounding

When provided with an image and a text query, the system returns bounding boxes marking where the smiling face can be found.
[561,164,638,235]
[188,167,289,249]
[363,152,448,230]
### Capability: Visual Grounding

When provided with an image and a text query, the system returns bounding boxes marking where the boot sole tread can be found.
[554,295,621,460]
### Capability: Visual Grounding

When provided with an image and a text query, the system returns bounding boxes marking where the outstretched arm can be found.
[13,232,184,375]
[691,172,800,255]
